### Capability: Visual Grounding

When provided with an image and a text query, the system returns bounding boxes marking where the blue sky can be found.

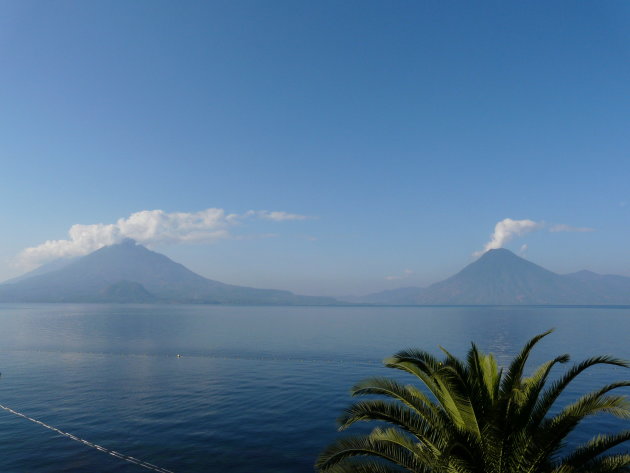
[1,1,628,295]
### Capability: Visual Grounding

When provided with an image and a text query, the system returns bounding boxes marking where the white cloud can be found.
[474,218,543,257]
[254,210,310,221]
[549,224,594,233]
[474,218,596,257]
[16,208,311,270]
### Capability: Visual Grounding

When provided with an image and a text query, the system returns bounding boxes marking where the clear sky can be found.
[1,1,628,296]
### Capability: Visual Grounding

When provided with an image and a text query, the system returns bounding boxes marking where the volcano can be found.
[0,239,338,305]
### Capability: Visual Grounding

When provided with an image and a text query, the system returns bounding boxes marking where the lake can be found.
[0,304,628,472]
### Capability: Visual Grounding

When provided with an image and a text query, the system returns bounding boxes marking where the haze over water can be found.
[1,304,628,472]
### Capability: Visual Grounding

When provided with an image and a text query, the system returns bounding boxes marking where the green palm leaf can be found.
[317,330,630,473]
[560,431,630,468]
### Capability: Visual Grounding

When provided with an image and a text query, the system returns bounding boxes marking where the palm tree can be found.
[316,330,630,473]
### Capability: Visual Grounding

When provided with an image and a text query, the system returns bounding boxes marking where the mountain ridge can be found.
[0,240,338,305]
[343,249,630,305]
[1,244,628,306]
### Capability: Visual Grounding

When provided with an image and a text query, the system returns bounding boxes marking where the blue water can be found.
[0,304,628,472]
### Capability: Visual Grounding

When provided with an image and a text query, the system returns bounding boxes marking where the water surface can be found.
[0,304,628,472]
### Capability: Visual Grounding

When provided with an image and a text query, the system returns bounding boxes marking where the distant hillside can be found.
[3,257,77,284]
[564,270,630,303]
[0,239,339,305]
[344,249,630,305]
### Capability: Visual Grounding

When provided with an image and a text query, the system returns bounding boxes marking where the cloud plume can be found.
[474,218,543,257]
[17,208,310,270]
[474,218,595,257]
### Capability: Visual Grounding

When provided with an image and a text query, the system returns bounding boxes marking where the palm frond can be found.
[467,343,501,404]
[499,329,555,400]
[526,386,630,470]
[316,330,630,473]
[517,354,570,416]
[385,351,469,429]
[337,399,442,449]
[318,460,408,473]
[559,431,630,468]
[351,377,438,415]
[577,453,630,473]
[316,428,435,472]
[531,356,630,427]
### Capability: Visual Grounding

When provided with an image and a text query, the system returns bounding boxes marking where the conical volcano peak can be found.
[90,238,148,257]
[481,248,518,258]
[472,248,525,267]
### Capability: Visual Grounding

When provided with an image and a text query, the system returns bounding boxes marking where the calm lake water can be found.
[0,304,628,472]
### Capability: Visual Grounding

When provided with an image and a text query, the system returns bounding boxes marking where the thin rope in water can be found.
[0,404,174,473]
